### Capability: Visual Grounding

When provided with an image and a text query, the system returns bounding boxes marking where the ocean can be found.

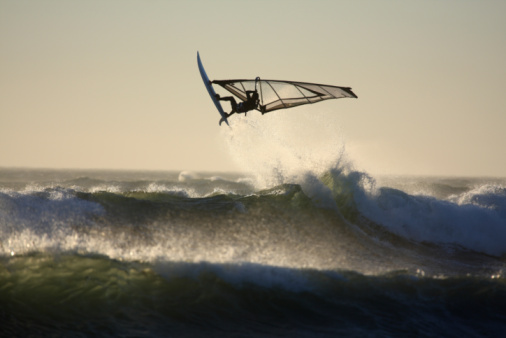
[0,110,504,337]
[1,165,505,337]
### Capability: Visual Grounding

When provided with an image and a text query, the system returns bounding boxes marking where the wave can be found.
[1,174,505,280]
[3,114,506,335]
[324,170,506,256]
[218,114,506,257]
[1,253,505,337]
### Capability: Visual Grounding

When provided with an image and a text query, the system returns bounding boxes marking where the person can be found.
[215,90,259,118]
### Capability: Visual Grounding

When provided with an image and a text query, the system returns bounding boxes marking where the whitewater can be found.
[1,112,505,336]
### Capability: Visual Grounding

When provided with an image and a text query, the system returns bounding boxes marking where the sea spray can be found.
[221,110,349,201]
[221,112,506,256]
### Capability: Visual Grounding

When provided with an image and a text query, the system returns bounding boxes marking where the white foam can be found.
[450,184,506,213]
[89,185,121,194]
[144,183,191,197]
[353,179,506,256]
[0,189,105,242]
[178,171,200,182]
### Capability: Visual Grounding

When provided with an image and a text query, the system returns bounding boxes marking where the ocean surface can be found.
[1,165,505,337]
[1,108,505,337]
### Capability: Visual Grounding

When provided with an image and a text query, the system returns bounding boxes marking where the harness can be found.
[237,93,258,113]
[237,77,261,113]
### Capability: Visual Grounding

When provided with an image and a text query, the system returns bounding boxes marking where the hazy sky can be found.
[1,0,505,176]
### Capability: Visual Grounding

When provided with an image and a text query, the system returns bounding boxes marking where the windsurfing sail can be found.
[212,78,357,114]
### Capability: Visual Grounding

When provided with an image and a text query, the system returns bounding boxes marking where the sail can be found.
[212,79,357,114]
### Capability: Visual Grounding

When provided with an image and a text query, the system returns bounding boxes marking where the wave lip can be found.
[337,172,506,256]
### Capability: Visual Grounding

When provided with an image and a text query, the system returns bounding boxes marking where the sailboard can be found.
[197,52,229,126]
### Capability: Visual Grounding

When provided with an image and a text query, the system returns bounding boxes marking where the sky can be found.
[1,0,505,176]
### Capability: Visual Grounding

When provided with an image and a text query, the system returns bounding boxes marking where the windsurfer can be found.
[215,90,259,117]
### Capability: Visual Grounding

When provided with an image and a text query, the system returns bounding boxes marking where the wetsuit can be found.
[218,90,259,117]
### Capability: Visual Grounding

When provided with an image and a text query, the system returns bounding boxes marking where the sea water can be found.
[1,117,505,336]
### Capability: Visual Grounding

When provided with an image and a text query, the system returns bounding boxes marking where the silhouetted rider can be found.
[215,77,262,118]
[215,90,259,118]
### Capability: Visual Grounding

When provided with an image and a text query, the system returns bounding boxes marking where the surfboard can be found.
[197,52,229,126]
